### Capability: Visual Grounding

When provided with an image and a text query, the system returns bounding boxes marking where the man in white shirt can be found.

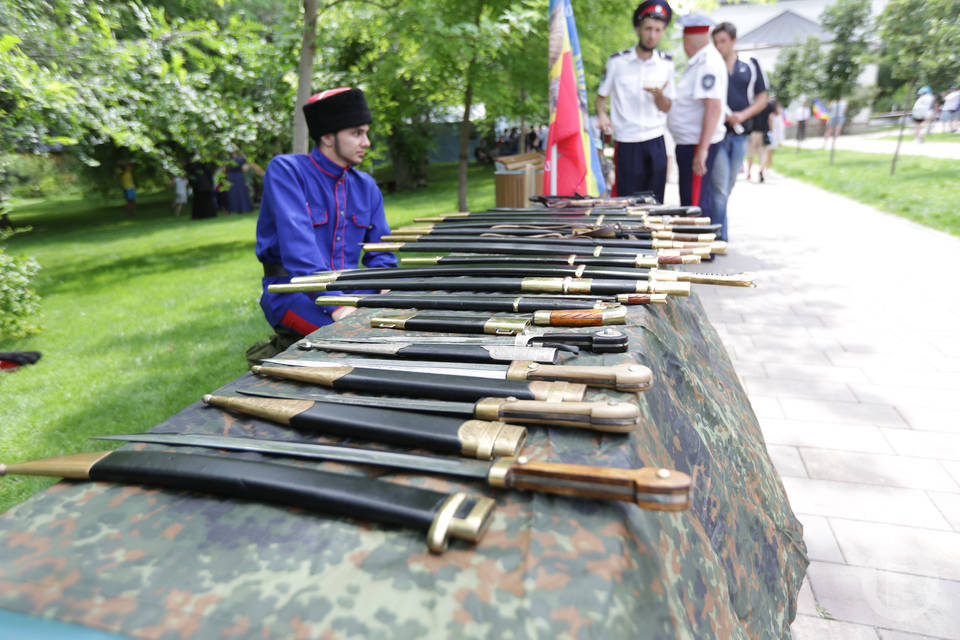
[667,14,727,226]
[941,86,959,133]
[595,0,675,203]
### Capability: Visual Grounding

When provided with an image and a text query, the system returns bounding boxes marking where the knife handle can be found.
[474,398,639,432]
[505,361,653,392]
[532,307,627,327]
[486,459,691,511]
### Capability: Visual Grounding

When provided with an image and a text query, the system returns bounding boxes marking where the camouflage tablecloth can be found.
[0,294,807,639]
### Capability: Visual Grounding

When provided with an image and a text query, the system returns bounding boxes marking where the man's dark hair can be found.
[712,22,736,39]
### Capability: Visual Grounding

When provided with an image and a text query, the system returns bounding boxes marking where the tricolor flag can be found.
[812,99,830,122]
[544,0,605,196]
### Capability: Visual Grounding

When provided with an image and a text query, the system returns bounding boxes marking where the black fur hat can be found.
[302,87,372,142]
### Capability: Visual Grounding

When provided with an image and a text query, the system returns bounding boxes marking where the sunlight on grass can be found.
[773,149,960,238]
[0,161,497,512]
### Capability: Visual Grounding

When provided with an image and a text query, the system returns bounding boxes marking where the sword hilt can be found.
[474,398,640,432]
[505,361,653,392]
[486,459,691,511]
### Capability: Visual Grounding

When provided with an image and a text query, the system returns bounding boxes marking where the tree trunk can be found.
[456,79,474,212]
[293,0,319,154]
[890,82,915,177]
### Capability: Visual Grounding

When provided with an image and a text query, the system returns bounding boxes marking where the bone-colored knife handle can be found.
[474,398,640,432]
[486,459,691,510]
[505,361,653,392]
[251,364,350,386]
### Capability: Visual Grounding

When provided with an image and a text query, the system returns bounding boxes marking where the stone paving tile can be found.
[733,346,835,365]
[759,418,894,454]
[745,394,783,419]
[878,630,953,640]
[882,430,960,461]
[859,367,960,391]
[781,478,950,530]
[848,385,960,412]
[829,519,960,581]
[798,449,960,492]
[807,562,960,640]
[744,375,860,402]
[942,462,960,486]
[791,615,881,640]
[798,514,844,563]
[929,492,960,532]
[778,397,909,428]
[765,444,807,478]
[797,576,817,615]
[762,362,869,384]
[825,350,946,371]
[894,406,960,433]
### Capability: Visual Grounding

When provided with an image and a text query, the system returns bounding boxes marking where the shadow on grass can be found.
[35,239,257,297]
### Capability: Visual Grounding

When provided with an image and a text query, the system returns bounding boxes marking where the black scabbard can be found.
[330,368,538,401]
[90,450,446,531]
[371,242,655,258]
[398,234,658,250]
[326,266,651,282]
[321,276,529,293]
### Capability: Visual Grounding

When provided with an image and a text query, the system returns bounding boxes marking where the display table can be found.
[0,295,807,639]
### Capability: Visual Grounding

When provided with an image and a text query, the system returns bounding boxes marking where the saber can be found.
[296,340,563,364]
[272,276,690,297]
[303,328,630,353]
[261,356,653,393]
[0,449,494,552]
[368,309,627,332]
[201,394,524,458]
[401,254,684,269]
[307,293,662,314]
[251,364,587,402]
[362,241,708,261]
[393,224,717,243]
[235,387,640,430]
[380,233,725,254]
[293,264,750,286]
[92,434,690,510]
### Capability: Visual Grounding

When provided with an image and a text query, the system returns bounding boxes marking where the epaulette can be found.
[610,48,631,59]
[659,51,672,61]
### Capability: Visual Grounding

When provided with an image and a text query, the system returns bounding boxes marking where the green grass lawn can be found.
[0,161,495,513]
[772,149,960,238]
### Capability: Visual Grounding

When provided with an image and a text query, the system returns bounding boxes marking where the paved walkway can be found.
[690,172,960,639]
[790,129,960,160]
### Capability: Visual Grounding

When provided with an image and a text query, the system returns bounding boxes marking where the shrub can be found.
[0,227,42,339]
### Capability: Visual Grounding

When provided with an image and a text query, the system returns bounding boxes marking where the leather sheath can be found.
[326,266,654,282]
[330,367,544,401]
[370,242,656,258]
[394,234,658,250]
[89,450,452,531]
[347,295,604,313]
[288,402,472,454]
[320,276,646,296]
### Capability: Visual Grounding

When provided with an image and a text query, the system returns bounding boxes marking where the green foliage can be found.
[818,0,871,102]
[0,242,41,339]
[771,37,823,106]
[877,0,960,91]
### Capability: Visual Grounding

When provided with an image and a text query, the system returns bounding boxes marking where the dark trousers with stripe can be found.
[675,142,721,227]
[614,137,667,203]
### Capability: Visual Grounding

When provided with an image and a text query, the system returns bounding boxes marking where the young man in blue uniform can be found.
[595,0,675,203]
[255,87,397,337]
[710,22,768,241]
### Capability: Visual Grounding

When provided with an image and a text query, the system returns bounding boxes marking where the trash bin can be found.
[494,152,544,208]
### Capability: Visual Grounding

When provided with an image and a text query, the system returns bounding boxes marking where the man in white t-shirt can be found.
[595,0,675,203]
[941,86,959,133]
[667,14,726,226]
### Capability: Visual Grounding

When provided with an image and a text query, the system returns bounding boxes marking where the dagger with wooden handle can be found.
[0,449,495,552]
[92,433,692,511]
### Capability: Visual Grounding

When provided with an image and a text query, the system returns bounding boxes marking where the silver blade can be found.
[262,357,508,379]
[92,433,491,479]
[237,388,475,416]
[298,340,559,363]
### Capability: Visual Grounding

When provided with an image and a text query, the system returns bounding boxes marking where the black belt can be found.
[262,262,290,278]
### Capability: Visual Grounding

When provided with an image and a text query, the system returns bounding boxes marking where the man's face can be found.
[635,18,665,50]
[713,31,734,57]
[325,124,371,167]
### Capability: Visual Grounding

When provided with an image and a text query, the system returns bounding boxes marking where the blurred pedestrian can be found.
[746,96,774,181]
[795,97,810,145]
[118,161,136,216]
[912,86,935,142]
[223,148,255,213]
[823,97,846,147]
[186,158,217,219]
[942,86,959,132]
[762,98,785,181]
[172,172,188,216]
